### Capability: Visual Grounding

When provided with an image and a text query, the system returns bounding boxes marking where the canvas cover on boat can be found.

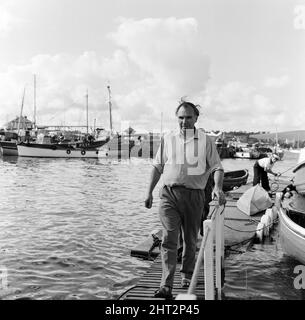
[237,184,272,216]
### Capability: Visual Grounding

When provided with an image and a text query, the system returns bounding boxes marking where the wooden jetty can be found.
[123,255,206,300]
[125,178,290,301]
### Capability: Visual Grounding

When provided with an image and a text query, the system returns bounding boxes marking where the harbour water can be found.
[0,151,304,300]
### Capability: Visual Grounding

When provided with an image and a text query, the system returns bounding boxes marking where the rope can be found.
[270,181,279,192]
[232,209,261,224]
[224,218,278,233]
[207,203,226,220]
[225,237,254,250]
[279,165,297,176]
[147,234,162,260]
[117,285,154,300]
[224,217,280,252]
[270,176,280,192]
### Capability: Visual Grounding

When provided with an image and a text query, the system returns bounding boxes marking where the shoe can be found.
[181,278,191,288]
[154,286,173,299]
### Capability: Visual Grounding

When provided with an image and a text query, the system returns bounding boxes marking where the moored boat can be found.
[0,141,18,156]
[17,142,108,158]
[275,192,305,264]
[233,148,260,159]
[292,149,305,195]
[0,131,19,156]
[223,169,249,192]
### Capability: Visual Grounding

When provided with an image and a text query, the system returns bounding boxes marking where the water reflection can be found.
[1,155,19,164]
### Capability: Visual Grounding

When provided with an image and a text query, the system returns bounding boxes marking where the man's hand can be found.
[145,193,153,209]
[212,187,226,206]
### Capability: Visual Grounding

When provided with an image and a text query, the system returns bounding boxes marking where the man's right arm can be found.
[144,166,162,209]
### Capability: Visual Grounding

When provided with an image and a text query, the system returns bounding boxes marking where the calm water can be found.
[0,151,304,300]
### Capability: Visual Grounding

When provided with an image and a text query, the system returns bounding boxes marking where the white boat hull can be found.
[234,152,252,159]
[17,144,108,158]
[294,166,305,195]
[290,149,301,154]
[278,204,305,265]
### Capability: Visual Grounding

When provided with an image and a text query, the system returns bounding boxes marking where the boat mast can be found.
[17,87,26,136]
[33,74,37,128]
[275,127,278,152]
[86,89,89,134]
[161,112,163,135]
[298,132,300,149]
[107,85,113,133]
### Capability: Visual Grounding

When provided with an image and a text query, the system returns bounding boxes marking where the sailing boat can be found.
[102,85,136,158]
[290,132,302,154]
[273,128,284,159]
[0,87,27,156]
[17,87,109,158]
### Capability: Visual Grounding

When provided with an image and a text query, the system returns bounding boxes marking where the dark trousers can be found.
[159,186,205,287]
[253,161,270,191]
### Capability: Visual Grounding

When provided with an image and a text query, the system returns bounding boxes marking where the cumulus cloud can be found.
[110,17,210,94]
[0,50,134,128]
[108,17,211,130]
[263,75,290,88]
[0,17,211,132]
[198,81,288,131]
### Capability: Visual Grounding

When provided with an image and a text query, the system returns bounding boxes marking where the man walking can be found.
[144,101,225,299]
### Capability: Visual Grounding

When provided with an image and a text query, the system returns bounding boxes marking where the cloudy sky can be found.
[0,0,304,133]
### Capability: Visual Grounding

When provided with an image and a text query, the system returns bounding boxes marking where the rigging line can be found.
[225,237,254,249]
[230,207,261,223]
[279,165,297,175]
[224,218,278,233]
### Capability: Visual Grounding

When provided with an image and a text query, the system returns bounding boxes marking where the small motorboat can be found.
[275,191,305,265]
[223,169,249,192]
[275,149,305,264]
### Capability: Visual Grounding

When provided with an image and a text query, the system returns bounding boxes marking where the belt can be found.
[166,184,202,191]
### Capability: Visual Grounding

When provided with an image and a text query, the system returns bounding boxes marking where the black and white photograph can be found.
[0,0,305,305]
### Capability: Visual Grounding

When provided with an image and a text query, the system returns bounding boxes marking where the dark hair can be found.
[175,100,200,117]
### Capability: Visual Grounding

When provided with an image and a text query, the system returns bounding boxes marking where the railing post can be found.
[221,208,225,287]
[215,208,225,300]
[204,219,214,300]
[215,208,221,299]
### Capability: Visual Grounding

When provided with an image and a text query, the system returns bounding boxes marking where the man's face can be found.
[177,106,198,133]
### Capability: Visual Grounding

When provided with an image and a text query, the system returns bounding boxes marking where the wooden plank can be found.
[123,255,207,300]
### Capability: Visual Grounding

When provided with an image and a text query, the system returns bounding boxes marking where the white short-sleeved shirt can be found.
[153,129,223,190]
[258,157,274,171]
